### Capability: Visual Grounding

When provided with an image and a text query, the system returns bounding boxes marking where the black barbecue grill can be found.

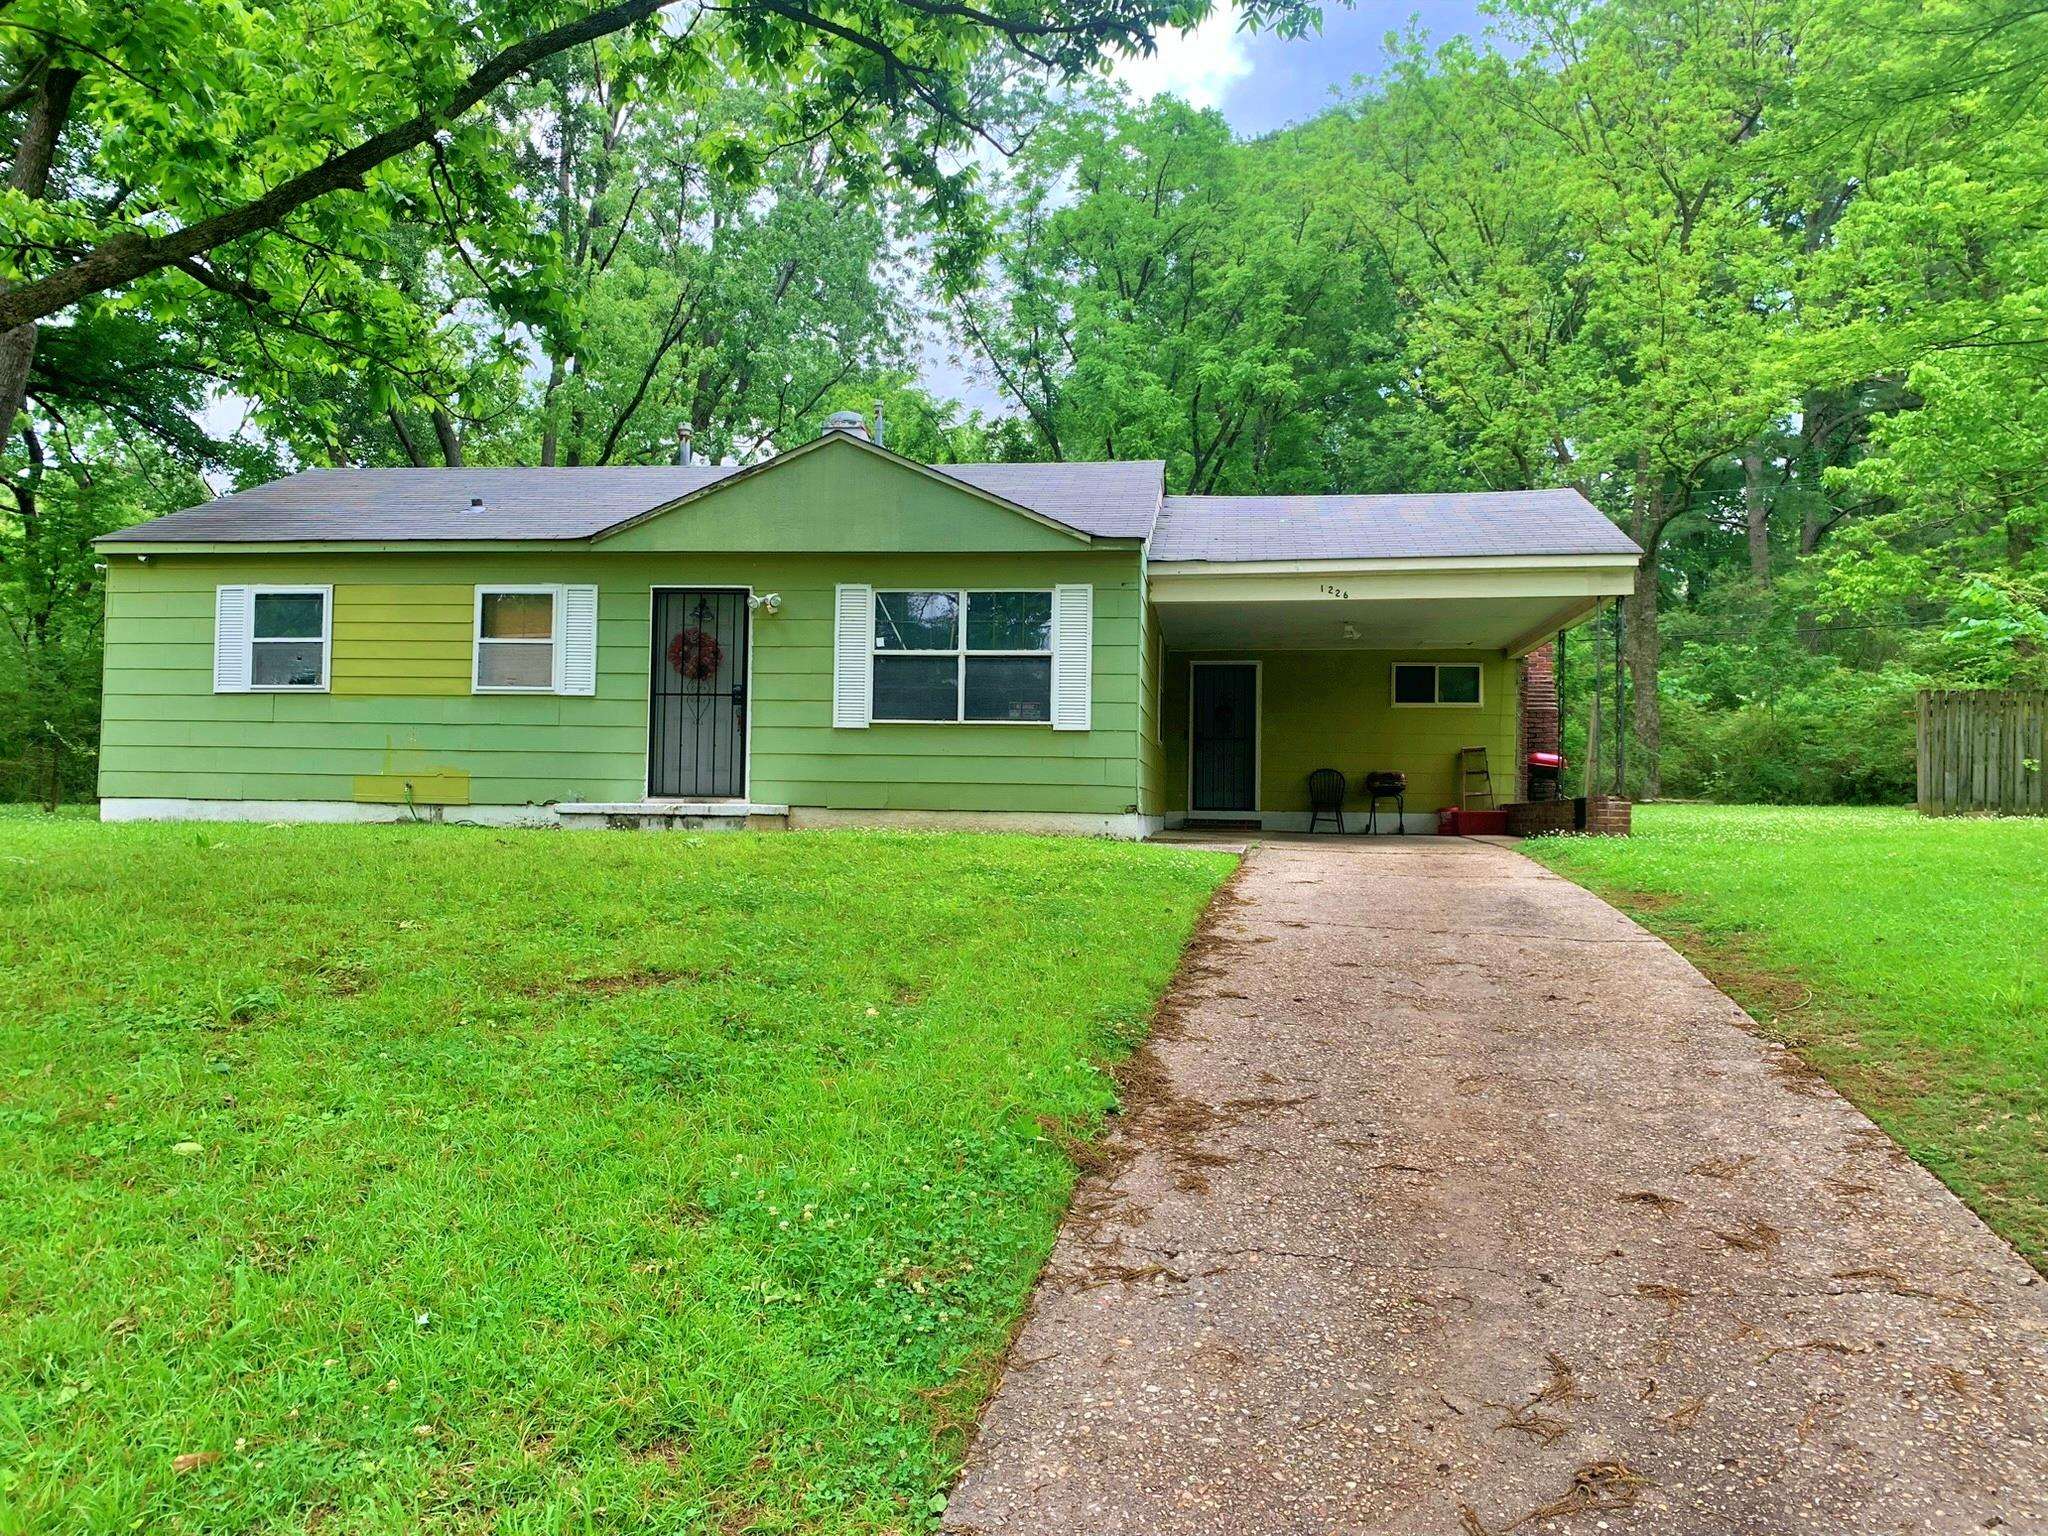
[1363,770,1406,834]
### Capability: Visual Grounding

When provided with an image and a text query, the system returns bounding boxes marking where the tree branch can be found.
[0,0,679,330]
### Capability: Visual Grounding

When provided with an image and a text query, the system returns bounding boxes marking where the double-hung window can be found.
[250,589,330,689]
[474,586,561,692]
[213,585,330,692]
[1391,661,1483,707]
[471,584,599,695]
[872,589,1053,723]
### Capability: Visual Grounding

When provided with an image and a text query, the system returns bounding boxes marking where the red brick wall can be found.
[1582,795,1632,835]
[1518,643,1560,802]
[1504,795,1631,837]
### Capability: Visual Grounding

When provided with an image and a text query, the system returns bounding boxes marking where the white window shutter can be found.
[558,585,598,696]
[213,586,252,693]
[833,583,873,728]
[1051,583,1093,732]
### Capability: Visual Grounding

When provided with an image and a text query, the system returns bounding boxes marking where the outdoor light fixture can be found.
[750,592,782,614]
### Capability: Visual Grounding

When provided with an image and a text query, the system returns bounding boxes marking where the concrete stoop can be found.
[552,801,789,832]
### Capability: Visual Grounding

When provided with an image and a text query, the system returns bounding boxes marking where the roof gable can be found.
[596,432,1102,553]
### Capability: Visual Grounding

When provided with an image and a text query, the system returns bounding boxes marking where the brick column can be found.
[1518,642,1559,802]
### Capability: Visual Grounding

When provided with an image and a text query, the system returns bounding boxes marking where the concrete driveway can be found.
[945,838,2048,1535]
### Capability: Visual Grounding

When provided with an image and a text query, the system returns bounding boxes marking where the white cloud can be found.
[1112,5,1251,110]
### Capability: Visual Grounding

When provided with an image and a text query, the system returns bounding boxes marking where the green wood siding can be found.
[599,439,1100,554]
[100,549,1146,815]
[1161,648,1519,816]
[1137,598,1166,818]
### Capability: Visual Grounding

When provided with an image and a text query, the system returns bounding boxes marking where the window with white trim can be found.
[872,589,1053,722]
[1391,661,1483,707]
[474,586,560,692]
[249,587,330,689]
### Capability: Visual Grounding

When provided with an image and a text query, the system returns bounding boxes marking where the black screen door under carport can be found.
[1191,663,1257,813]
[649,589,749,798]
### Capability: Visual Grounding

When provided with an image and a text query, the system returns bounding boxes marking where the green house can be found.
[93,427,1640,835]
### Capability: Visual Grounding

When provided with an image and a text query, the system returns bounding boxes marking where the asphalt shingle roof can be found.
[100,443,1637,565]
[1149,489,1639,562]
[98,467,742,544]
[944,461,1165,541]
[99,456,1170,545]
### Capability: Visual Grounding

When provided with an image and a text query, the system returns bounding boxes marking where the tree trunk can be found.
[430,408,463,467]
[540,355,565,466]
[0,65,81,450]
[388,408,426,465]
[1742,447,1771,584]
[540,93,574,470]
[1583,692,1603,803]
[1625,459,1664,800]
[0,325,37,456]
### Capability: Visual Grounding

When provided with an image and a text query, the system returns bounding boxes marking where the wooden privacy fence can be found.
[1917,689,2047,816]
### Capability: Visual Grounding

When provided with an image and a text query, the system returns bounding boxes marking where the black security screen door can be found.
[649,589,749,798]
[1191,663,1257,813]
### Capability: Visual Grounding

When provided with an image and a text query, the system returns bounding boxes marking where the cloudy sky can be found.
[1114,2,1492,132]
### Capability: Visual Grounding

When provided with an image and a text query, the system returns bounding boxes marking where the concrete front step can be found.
[553,801,789,832]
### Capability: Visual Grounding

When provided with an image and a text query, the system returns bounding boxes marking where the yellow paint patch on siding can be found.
[353,770,471,804]
[331,582,471,697]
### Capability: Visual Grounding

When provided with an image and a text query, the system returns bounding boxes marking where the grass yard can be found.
[0,818,1233,1533]
[1525,804,2048,1270]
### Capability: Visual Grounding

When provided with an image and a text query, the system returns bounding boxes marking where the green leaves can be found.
[4,0,1324,329]
[961,91,1399,492]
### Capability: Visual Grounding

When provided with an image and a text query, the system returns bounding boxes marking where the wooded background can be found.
[4,0,2043,804]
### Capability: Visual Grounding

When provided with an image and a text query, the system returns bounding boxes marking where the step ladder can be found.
[1458,746,1496,811]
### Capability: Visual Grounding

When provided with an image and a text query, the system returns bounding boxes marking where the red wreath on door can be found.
[667,627,724,681]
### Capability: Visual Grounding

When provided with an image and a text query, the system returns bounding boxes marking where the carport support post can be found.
[1613,601,1627,797]
[1556,628,1566,782]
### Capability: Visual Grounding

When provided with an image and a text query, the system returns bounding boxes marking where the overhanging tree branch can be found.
[0,0,679,330]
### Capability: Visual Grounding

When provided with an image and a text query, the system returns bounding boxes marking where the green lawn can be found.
[1524,804,2048,1270]
[0,819,1232,1533]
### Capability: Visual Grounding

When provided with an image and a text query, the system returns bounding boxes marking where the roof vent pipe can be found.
[467,496,486,513]
[872,400,885,448]
[676,423,694,466]
[822,410,869,440]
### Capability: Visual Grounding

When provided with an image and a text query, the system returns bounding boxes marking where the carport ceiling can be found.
[1153,595,1598,652]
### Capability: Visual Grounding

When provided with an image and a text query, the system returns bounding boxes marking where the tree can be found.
[1345,0,1810,794]
[958,92,1398,492]
[520,75,910,466]
[1793,0,2048,648]
[0,404,217,804]
[228,75,915,471]
[0,0,1327,447]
